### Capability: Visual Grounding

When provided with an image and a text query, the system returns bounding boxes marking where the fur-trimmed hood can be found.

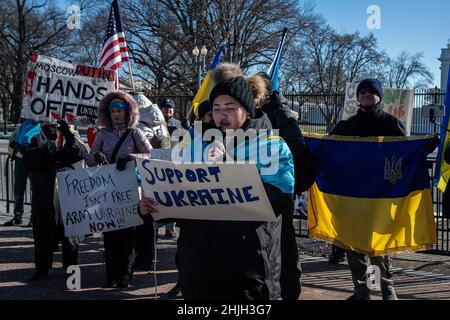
[98,90,139,129]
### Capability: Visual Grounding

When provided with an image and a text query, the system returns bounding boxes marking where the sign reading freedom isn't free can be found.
[21,54,116,122]
[56,163,143,237]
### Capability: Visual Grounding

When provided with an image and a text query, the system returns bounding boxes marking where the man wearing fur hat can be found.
[330,78,405,300]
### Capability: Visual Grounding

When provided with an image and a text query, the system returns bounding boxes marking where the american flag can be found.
[99,0,129,71]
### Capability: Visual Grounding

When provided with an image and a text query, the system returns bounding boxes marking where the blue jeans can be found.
[13,157,29,219]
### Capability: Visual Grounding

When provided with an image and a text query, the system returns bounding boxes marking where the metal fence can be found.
[284,89,447,135]
[1,89,449,254]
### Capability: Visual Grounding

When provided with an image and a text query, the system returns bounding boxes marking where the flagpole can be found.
[127,60,136,93]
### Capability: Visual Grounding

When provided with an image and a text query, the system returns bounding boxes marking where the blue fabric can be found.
[15,119,40,146]
[304,135,432,199]
[184,129,295,194]
[108,100,128,112]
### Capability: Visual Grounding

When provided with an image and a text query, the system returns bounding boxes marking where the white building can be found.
[439,43,450,90]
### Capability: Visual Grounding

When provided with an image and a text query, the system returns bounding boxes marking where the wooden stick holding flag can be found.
[190,43,226,120]
[267,28,288,93]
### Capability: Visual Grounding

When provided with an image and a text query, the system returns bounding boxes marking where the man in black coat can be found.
[259,73,315,300]
[330,78,405,300]
[23,119,87,281]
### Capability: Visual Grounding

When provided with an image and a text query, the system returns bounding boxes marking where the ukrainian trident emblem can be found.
[384,155,402,185]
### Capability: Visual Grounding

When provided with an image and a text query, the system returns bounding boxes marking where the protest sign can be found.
[136,157,276,221]
[343,82,414,135]
[56,163,142,237]
[21,54,116,122]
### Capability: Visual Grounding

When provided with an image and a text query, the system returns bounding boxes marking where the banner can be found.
[21,54,116,122]
[343,82,414,135]
[56,163,142,237]
[135,157,276,221]
[304,134,436,255]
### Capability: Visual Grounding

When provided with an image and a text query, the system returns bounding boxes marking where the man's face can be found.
[358,87,381,107]
[212,95,248,131]
[162,106,174,118]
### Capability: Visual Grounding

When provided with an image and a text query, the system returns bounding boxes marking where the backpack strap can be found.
[110,129,132,164]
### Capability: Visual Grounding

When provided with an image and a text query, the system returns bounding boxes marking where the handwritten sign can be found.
[56,163,143,237]
[136,156,276,221]
[21,54,116,122]
[343,82,413,135]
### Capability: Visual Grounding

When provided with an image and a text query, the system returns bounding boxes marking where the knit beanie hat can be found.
[357,78,384,101]
[209,76,256,118]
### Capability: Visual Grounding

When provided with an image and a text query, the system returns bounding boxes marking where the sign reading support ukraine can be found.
[135,156,276,222]
[304,134,436,256]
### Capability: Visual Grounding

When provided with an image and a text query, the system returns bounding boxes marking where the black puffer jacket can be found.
[262,93,315,194]
[142,110,293,300]
[330,104,406,137]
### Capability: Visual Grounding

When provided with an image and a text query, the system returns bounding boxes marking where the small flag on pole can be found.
[191,44,226,119]
[267,28,287,92]
[99,0,130,88]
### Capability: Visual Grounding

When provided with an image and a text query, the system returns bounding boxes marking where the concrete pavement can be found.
[1,211,450,300]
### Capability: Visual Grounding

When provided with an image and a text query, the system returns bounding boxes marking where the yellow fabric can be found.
[192,70,214,120]
[437,131,450,192]
[308,183,436,256]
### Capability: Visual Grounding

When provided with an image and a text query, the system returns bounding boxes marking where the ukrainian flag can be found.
[434,68,450,192]
[304,134,436,256]
[191,44,225,119]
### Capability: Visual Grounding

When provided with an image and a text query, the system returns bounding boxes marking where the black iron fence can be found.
[1,89,449,254]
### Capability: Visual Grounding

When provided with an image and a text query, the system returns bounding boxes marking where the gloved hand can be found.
[94,151,108,165]
[116,156,132,171]
[424,134,440,153]
[57,119,72,139]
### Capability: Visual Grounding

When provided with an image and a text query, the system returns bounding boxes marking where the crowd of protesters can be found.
[4,61,442,301]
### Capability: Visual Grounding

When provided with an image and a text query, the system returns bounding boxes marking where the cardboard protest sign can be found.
[343,82,414,135]
[56,163,143,237]
[135,157,276,221]
[21,54,116,122]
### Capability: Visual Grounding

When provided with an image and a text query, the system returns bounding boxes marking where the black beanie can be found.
[357,78,383,101]
[197,100,211,120]
[209,76,256,118]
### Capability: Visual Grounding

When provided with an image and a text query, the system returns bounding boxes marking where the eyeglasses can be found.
[359,88,378,95]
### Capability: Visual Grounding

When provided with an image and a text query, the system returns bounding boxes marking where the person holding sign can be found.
[22,119,87,281]
[140,75,295,300]
[86,90,152,288]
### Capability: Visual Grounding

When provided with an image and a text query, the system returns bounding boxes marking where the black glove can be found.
[57,119,72,139]
[424,134,440,153]
[116,156,132,171]
[94,151,108,165]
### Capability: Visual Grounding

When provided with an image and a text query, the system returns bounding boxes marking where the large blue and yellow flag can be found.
[434,68,450,192]
[267,28,287,92]
[192,44,225,119]
[304,134,436,256]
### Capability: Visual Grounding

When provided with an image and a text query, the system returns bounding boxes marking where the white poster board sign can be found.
[56,163,143,237]
[21,54,116,122]
[343,82,414,135]
[136,157,276,221]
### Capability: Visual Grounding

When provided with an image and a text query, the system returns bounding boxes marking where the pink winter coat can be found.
[86,91,152,166]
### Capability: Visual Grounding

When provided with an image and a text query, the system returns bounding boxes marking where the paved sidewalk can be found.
[1,211,450,300]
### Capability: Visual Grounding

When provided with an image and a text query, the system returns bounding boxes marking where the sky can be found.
[305,0,450,88]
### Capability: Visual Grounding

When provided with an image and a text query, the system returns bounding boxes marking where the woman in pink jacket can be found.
[87,90,151,288]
